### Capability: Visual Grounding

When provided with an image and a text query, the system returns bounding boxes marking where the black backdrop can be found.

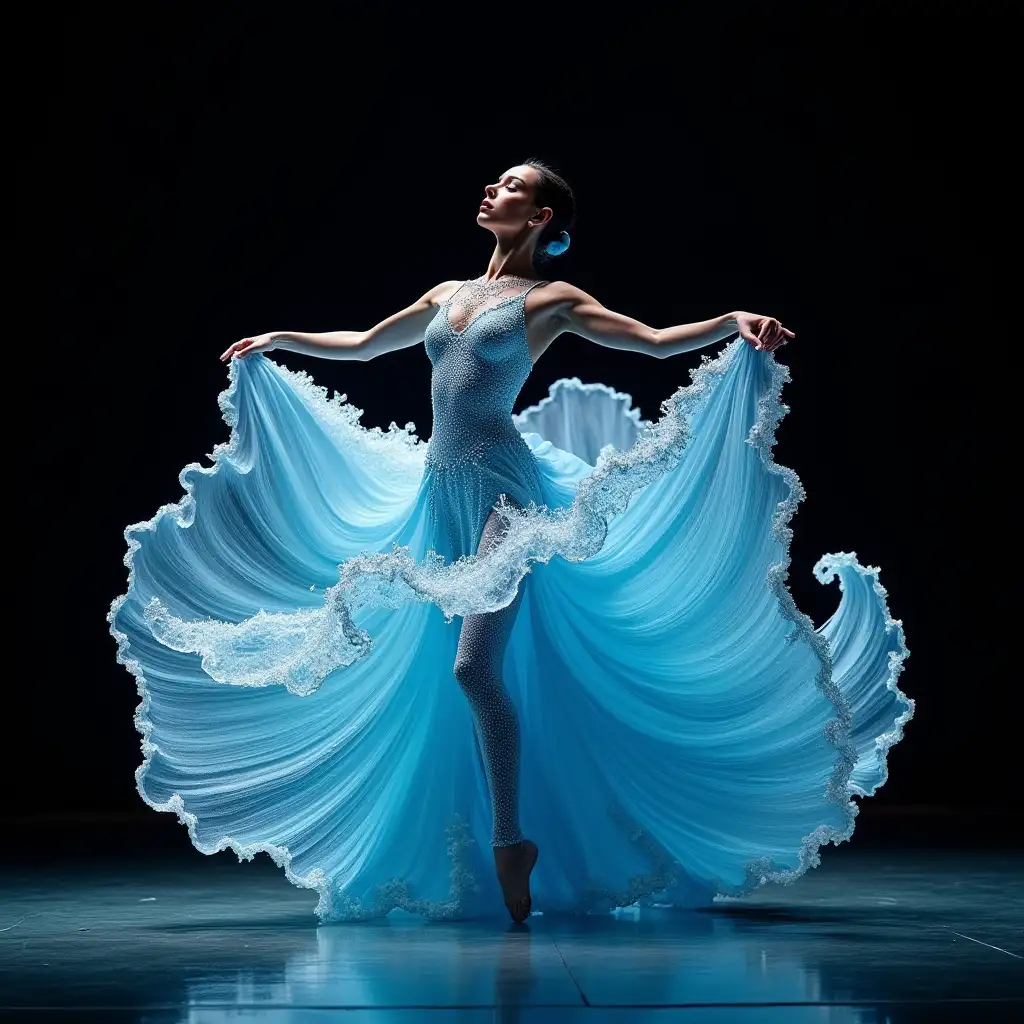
[26,6,1004,824]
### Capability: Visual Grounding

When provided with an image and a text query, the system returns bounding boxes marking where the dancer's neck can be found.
[482,234,540,282]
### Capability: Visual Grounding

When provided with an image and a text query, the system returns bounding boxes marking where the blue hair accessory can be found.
[544,230,570,257]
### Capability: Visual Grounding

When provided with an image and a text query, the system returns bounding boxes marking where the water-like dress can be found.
[108,279,912,921]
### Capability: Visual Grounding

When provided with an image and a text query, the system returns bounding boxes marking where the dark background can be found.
[23,6,1005,832]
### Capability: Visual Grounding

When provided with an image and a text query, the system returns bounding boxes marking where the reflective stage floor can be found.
[1,812,1021,1022]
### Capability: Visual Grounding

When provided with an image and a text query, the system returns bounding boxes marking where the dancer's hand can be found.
[220,333,277,362]
[735,313,794,352]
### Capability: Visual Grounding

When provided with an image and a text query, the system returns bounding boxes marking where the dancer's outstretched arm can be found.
[542,283,794,359]
[219,281,462,363]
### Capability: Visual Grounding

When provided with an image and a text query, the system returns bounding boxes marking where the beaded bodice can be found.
[424,278,547,468]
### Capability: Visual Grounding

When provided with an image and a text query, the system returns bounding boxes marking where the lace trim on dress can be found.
[445,275,546,335]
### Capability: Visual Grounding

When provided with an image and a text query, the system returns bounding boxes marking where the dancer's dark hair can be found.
[522,157,575,268]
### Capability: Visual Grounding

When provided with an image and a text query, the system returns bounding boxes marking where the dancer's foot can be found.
[493,839,538,924]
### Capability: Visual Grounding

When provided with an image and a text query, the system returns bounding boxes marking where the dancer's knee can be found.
[453,650,493,695]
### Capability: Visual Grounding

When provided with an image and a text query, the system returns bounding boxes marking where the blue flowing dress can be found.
[108,281,912,921]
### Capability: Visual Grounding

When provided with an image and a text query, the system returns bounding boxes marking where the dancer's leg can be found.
[453,501,538,923]
[454,504,526,847]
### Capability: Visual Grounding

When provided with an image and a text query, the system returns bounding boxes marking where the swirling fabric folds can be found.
[108,341,911,921]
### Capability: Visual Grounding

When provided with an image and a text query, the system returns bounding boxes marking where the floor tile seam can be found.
[548,934,590,1007]
[942,926,1023,959]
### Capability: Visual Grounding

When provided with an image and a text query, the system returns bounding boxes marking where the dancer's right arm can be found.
[219,281,461,362]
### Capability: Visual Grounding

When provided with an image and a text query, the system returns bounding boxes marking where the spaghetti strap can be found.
[441,281,467,308]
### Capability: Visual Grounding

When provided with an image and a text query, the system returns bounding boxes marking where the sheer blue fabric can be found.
[108,287,912,921]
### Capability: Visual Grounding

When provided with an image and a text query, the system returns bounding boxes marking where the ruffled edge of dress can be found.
[103,362,336,909]
[106,342,912,911]
[255,362,427,481]
[813,551,915,800]
[512,375,653,435]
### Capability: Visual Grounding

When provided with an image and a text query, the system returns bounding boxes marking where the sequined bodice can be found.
[423,279,546,468]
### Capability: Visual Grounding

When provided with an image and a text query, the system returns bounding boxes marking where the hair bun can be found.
[544,230,571,257]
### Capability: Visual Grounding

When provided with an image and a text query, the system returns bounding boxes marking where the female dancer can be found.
[220,160,791,921]
[113,160,911,926]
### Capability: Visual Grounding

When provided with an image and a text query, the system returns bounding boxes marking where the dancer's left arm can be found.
[549,283,794,357]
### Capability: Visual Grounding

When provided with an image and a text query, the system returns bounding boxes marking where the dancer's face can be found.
[477,165,553,243]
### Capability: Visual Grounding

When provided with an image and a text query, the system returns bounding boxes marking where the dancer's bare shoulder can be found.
[523,280,591,363]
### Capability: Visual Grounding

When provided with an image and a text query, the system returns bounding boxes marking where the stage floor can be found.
[1,823,1021,1022]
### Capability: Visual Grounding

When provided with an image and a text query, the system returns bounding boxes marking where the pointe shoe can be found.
[495,839,538,924]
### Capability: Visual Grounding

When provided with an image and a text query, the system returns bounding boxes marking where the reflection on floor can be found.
[0,815,1021,1022]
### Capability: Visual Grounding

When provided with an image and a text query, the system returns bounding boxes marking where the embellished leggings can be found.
[453,502,526,848]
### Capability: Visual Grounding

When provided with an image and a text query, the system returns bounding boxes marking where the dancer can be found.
[110,160,912,925]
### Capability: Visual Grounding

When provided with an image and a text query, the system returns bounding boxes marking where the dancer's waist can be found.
[425,425,532,471]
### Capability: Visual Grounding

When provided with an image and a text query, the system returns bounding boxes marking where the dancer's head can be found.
[477,158,575,270]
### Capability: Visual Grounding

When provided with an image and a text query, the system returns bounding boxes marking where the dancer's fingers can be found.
[221,338,255,361]
[739,326,762,350]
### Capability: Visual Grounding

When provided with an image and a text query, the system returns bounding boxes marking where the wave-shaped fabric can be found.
[109,296,912,922]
